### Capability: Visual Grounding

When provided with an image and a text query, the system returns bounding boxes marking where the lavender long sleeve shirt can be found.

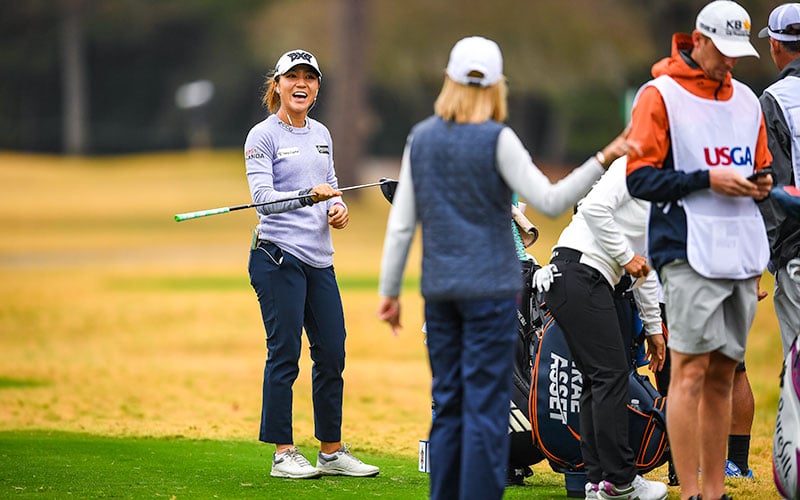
[244,114,344,268]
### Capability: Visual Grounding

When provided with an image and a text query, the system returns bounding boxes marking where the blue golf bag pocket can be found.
[628,372,669,472]
[528,309,670,474]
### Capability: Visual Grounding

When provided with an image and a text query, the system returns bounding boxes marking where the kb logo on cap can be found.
[725,18,751,35]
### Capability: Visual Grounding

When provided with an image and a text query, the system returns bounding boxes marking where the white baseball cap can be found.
[758,3,800,42]
[695,1,759,58]
[445,36,503,88]
[274,49,322,77]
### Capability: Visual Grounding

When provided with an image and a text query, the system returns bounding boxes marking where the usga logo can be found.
[703,146,753,167]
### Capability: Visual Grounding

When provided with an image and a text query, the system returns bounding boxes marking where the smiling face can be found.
[276,64,320,124]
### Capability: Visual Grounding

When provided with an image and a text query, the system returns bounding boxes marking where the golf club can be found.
[175,177,398,222]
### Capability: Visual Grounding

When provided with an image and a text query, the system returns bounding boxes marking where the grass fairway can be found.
[0,152,784,499]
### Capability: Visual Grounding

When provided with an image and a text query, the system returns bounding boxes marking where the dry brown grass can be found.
[0,152,783,498]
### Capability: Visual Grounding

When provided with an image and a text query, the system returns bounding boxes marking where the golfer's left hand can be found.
[645,333,666,373]
[328,204,349,229]
[310,183,343,203]
[623,253,650,279]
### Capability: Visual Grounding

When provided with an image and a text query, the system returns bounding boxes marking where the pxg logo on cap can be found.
[275,49,322,78]
[695,0,759,58]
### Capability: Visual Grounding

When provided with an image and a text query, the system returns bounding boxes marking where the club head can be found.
[772,185,800,220]
[379,177,398,204]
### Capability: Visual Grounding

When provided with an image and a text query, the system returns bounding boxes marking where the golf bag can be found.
[508,259,546,476]
[773,335,800,499]
[528,287,670,475]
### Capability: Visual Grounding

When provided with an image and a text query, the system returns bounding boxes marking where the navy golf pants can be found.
[249,242,345,444]
[425,297,517,500]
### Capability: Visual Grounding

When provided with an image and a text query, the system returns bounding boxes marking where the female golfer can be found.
[377,36,628,499]
[245,48,378,479]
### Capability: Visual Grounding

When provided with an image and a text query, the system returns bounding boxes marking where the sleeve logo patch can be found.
[276,147,301,159]
[316,145,330,155]
[245,148,265,160]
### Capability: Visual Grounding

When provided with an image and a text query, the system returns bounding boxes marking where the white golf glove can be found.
[533,264,558,293]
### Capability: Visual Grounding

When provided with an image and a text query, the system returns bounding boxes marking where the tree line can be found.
[0,0,778,185]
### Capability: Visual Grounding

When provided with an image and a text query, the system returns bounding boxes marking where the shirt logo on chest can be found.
[316,145,330,155]
[702,146,753,167]
[276,147,301,159]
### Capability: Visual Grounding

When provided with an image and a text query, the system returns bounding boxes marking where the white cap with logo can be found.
[445,36,503,88]
[695,0,759,58]
[758,3,800,42]
[274,49,322,78]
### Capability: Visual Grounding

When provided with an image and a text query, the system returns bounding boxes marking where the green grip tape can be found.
[174,207,230,222]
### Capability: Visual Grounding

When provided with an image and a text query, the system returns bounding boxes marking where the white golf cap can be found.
[758,3,800,42]
[695,1,759,58]
[274,49,322,77]
[445,36,503,88]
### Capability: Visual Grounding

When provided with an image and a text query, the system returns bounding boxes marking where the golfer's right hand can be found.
[533,264,557,293]
[378,297,402,336]
[309,183,342,203]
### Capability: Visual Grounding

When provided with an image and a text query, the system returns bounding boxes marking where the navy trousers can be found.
[249,242,346,444]
[424,297,517,500]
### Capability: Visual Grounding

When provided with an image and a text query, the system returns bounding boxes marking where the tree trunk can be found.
[61,0,89,155]
[328,0,370,191]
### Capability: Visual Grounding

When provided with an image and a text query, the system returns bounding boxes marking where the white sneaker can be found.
[316,444,380,477]
[270,447,321,479]
[585,482,599,499]
[598,474,667,500]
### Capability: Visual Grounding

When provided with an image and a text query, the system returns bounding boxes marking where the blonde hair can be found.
[433,74,508,123]
[261,71,281,113]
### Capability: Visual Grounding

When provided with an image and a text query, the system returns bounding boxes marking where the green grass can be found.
[0,152,783,499]
[105,275,420,292]
[0,431,567,499]
[0,378,48,389]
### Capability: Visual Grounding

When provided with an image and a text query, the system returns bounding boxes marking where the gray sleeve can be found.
[378,141,416,298]
[632,272,663,336]
[760,92,792,184]
[758,92,792,256]
[495,127,605,218]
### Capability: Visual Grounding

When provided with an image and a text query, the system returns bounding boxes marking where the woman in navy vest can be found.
[377,36,629,500]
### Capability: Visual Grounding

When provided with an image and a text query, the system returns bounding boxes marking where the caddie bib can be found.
[765,75,800,188]
[649,75,769,279]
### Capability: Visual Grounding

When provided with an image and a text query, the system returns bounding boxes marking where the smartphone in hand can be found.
[747,168,773,182]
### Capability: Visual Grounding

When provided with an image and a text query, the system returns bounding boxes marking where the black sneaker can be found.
[505,465,532,486]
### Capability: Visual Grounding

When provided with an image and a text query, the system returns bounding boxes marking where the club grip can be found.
[174,207,230,222]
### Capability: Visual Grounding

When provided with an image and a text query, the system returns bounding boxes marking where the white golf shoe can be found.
[270,447,321,479]
[598,474,667,500]
[316,444,380,477]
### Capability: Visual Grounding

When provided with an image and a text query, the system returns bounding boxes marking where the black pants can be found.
[543,250,637,485]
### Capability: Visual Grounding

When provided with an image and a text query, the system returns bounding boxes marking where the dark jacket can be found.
[759,57,800,270]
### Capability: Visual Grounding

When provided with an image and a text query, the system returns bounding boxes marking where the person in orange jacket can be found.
[624,2,773,499]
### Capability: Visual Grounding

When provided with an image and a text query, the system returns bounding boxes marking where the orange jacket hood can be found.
[650,33,734,100]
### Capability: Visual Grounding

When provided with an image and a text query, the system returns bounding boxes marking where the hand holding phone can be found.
[747,168,773,182]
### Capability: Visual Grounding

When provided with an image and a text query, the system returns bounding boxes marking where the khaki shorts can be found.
[660,260,757,362]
